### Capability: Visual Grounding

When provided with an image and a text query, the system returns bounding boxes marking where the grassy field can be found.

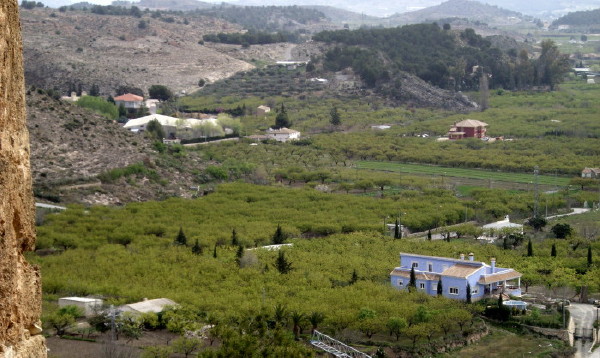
[356,161,571,186]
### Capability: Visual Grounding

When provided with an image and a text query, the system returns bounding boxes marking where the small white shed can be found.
[58,297,103,317]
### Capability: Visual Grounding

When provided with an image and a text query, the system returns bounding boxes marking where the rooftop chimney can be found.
[460,253,465,260]
[491,258,496,273]
[468,253,474,261]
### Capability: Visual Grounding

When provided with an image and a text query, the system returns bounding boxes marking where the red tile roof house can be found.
[581,167,600,178]
[448,119,488,140]
[114,93,144,109]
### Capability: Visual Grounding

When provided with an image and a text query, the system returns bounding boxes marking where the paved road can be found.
[568,303,599,358]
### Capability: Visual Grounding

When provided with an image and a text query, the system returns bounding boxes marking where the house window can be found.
[471,286,478,295]
[412,262,419,268]
[432,283,438,291]
[428,263,433,272]
[397,281,404,287]
[419,283,425,290]
[449,287,459,295]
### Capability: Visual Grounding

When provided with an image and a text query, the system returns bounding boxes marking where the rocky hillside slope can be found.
[27,91,207,205]
[20,8,290,96]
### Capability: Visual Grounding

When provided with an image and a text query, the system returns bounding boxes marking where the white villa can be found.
[124,114,220,140]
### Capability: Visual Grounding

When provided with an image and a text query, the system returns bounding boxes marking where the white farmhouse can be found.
[266,127,300,142]
[124,114,208,138]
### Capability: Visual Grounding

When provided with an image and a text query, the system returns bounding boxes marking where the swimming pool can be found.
[503,300,528,310]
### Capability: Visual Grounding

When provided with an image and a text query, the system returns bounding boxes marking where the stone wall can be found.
[0,0,46,357]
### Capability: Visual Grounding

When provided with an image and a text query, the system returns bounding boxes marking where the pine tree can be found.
[191,239,202,255]
[551,243,557,257]
[587,246,593,266]
[394,219,400,239]
[409,266,416,289]
[213,245,217,258]
[466,283,472,303]
[437,278,443,296]
[527,239,533,257]
[231,228,238,246]
[349,269,358,285]
[174,227,187,246]
[275,251,292,274]
[329,106,341,126]
[272,224,285,245]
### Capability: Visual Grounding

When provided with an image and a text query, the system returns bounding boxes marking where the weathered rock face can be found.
[0,1,46,357]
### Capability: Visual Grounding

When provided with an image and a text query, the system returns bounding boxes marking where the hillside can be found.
[27,91,206,205]
[551,8,600,30]
[119,0,213,11]
[384,0,535,28]
[20,7,258,96]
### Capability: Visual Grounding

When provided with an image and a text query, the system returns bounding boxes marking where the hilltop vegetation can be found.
[551,8,600,30]
[197,5,329,33]
[313,24,570,91]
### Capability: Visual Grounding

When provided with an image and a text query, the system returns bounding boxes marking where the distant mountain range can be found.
[43,0,599,19]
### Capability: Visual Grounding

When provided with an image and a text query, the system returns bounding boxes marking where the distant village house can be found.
[256,105,271,116]
[114,93,144,109]
[581,167,600,179]
[448,119,488,140]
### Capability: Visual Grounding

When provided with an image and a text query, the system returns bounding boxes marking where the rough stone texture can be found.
[0,1,46,357]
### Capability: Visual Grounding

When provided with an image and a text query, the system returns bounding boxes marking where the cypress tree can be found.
[503,237,509,250]
[213,245,217,258]
[466,283,472,303]
[272,224,285,245]
[498,294,503,308]
[231,228,238,246]
[409,266,416,289]
[394,219,400,239]
[329,106,341,126]
[235,245,244,266]
[174,227,187,246]
[551,243,557,257]
[275,251,292,274]
[527,239,533,257]
[350,269,358,285]
[587,246,593,266]
[437,278,443,296]
[427,229,432,241]
[191,239,202,255]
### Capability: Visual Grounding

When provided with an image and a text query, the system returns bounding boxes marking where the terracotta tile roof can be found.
[390,269,440,281]
[454,119,488,127]
[478,270,522,284]
[441,264,481,278]
[114,93,143,102]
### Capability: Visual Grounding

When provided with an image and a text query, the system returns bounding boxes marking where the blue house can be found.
[390,253,522,301]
